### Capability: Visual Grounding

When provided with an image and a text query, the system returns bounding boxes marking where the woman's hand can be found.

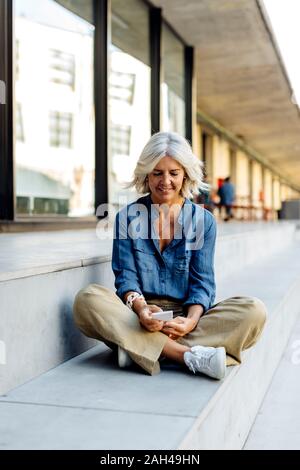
[137,304,164,332]
[162,316,197,340]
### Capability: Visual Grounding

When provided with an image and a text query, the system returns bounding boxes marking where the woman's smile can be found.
[157,187,174,192]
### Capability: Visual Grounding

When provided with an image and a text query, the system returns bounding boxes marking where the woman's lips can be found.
[157,187,173,192]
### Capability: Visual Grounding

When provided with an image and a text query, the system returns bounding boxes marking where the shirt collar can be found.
[145,193,190,226]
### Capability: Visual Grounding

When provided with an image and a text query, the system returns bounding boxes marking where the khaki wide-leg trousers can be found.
[73,284,267,375]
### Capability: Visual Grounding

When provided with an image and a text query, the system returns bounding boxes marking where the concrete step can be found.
[0,240,300,449]
[0,222,295,283]
[215,220,295,282]
[0,222,297,395]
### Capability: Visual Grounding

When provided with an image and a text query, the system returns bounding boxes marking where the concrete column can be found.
[204,132,214,182]
[196,124,202,161]
[211,135,230,188]
[261,166,265,204]
[236,151,249,202]
[280,183,288,203]
[191,49,198,155]
[273,178,281,210]
[263,169,273,220]
[261,166,266,220]
[235,151,249,220]
[248,159,253,205]
[230,148,237,187]
[252,161,262,206]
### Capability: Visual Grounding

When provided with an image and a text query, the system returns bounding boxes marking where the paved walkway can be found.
[244,314,300,450]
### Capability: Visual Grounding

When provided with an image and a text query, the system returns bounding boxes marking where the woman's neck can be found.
[150,194,185,209]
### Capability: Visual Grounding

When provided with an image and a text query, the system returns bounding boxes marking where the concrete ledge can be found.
[0,229,113,282]
[0,263,115,395]
[0,222,297,396]
[0,222,295,282]
[215,221,295,281]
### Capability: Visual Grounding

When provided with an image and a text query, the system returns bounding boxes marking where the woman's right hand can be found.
[137,304,164,332]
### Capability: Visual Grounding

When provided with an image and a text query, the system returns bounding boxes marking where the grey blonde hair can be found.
[125,131,208,199]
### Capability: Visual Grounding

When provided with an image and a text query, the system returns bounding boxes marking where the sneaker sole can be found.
[214,347,226,380]
[118,346,133,368]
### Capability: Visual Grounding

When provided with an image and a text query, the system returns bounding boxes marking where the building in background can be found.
[0,0,300,226]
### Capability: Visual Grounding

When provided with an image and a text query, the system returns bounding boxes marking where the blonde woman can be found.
[73,132,267,380]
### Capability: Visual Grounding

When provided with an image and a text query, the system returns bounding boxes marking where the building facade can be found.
[0,0,299,227]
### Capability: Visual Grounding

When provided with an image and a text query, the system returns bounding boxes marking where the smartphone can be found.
[151,310,173,321]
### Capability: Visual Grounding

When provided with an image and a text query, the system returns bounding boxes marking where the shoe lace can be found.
[189,349,213,373]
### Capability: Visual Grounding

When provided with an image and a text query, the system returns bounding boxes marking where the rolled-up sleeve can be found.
[182,214,217,312]
[112,211,143,302]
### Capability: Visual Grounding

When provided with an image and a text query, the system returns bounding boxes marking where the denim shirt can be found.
[112,194,216,312]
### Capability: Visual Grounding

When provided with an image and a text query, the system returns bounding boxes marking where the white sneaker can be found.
[184,346,226,380]
[118,346,133,368]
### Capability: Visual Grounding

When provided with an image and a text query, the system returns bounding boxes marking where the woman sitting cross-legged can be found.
[73,131,267,380]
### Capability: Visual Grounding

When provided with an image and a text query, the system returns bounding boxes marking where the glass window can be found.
[109,0,151,207]
[161,23,186,136]
[49,49,75,89]
[14,0,95,217]
[16,40,20,80]
[16,103,24,142]
[110,71,135,104]
[111,124,131,156]
[49,111,73,148]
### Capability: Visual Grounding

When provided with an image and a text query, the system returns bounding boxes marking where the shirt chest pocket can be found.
[174,251,192,273]
[133,240,157,273]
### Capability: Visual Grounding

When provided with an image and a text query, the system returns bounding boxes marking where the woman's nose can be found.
[161,173,172,184]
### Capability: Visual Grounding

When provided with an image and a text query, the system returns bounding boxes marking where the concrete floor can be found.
[244,314,300,450]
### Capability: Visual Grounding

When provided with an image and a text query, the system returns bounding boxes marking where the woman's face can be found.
[147,156,185,204]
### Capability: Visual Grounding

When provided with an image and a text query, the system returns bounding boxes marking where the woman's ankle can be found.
[161,339,191,364]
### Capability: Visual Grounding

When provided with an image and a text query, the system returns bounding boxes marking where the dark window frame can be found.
[0,0,14,221]
[94,0,108,214]
[0,0,193,225]
[150,6,161,135]
[185,45,194,144]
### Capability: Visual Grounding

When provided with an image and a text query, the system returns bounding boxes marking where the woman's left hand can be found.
[162,316,196,340]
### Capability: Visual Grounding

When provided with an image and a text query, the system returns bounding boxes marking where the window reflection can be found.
[49,111,73,148]
[15,0,95,217]
[49,49,75,89]
[109,0,151,207]
[161,24,186,135]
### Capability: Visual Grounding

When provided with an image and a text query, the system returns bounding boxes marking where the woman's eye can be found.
[153,173,179,176]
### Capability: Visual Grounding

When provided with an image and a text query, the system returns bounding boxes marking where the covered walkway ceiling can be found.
[152,0,300,190]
